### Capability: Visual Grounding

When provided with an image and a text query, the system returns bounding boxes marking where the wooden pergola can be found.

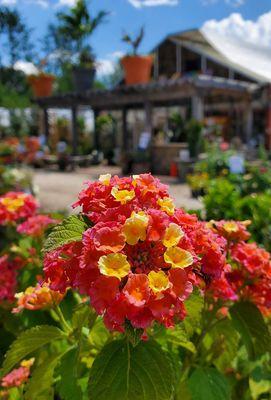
[34,75,259,156]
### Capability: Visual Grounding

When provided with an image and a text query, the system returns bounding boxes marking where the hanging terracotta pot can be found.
[28,74,55,97]
[121,55,153,85]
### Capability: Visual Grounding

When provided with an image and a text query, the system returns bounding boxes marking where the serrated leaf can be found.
[24,354,61,400]
[1,325,65,376]
[56,348,83,400]
[230,302,271,359]
[88,339,174,400]
[43,215,89,253]
[188,367,231,400]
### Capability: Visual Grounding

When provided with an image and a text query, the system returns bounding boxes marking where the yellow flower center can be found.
[123,211,149,245]
[163,223,184,248]
[111,187,135,204]
[164,247,193,269]
[157,197,175,216]
[148,271,170,293]
[1,196,25,212]
[223,221,238,233]
[98,253,131,280]
[99,174,111,186]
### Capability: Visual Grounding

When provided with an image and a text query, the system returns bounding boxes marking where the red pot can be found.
[28,74,55,97]
[121,55,153,85]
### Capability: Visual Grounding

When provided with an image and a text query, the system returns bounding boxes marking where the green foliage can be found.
[88,340,174,400]
[122,26,145,56]
[56,348,83,400]
[24,354,61,400]
[43,214,90,253]
[230,302,271,359]
[187,367,231,400]
[1,325,65,376]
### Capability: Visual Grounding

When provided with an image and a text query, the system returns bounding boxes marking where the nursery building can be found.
[35,28,271,174]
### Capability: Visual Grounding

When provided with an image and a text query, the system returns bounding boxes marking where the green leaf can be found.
[1,325,65,376]
[88,339,174,400]
[188,367,231,400]
[183,289,204,337]
[24,354,61,400]
[155,325,195,354]
[72,303,91,331]
[56,348,83,400]
[43,215,89,253]
[230,302,271,359]
[124,321,144,347]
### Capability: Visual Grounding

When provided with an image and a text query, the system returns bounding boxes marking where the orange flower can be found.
[12,283,64,313]
[123,211,149,245]
[98,253,130,279]
[123,274,150,307]
[164,247,193,269]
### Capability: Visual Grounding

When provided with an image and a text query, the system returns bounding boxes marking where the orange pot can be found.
[28,74,55,97]
[121,55,153,85]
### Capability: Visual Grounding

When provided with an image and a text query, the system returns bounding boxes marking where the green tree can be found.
[0,6,33,66]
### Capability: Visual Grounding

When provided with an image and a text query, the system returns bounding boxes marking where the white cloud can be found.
[56,0,76,6]
[0,0,17,5]
[95,51,124,78]
[13,60,39,75]
[202,11,271,48]
[128,0,178,8]
[202,0,245,6]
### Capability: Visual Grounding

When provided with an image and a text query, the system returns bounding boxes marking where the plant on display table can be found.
[121,27,153,85]
[1,173,271,399]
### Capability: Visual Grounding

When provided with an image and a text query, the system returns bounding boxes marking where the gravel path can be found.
[33,166,202,213]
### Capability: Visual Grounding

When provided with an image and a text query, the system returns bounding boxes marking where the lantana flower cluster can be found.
[44,174,228,332]
[0,191,58,306]
[206,220,271,314]
[1,358,34,389]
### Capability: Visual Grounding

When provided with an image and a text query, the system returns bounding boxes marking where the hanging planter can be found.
[121,55,153,85]
[28,73,55,97]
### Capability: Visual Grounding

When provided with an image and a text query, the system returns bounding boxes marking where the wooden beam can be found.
[144,101,153,133]
[244,102,253,143]
[71,106,78,156]
[122,107,128,152]
[43,108,50,143]
[154,49,159,80]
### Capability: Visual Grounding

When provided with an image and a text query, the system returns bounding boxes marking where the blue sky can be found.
[2,0,271,74]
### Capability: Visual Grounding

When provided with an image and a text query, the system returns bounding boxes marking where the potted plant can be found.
[72,46,96,92]
[121,27,153,85]
[28,60,55,97]
[55,0,108,92]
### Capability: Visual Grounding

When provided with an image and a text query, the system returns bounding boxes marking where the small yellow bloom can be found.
[1,195,25,212]
[164,247,193,269]
[111,187,135,204]
[99,174,111,186]
[21,358,35,368]
[123,211,149,245]
[98,253,130,280]
[223,221,238,233]
[132,175,139,187]
[157,197,175,216]
[148,271,170,293]
[163,223,184,248]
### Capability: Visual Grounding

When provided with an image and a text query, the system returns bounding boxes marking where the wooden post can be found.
[244,101,253,144]
[191,94,204,121]
[43,108,50,143]
[265,86,271,150]
[176,45,182,75]
[144,101,153,133]
[201,56,207,74]
[93,109,100,150]
[122,107,128,151]
[154,49,159,80]
[71,106,78,156]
